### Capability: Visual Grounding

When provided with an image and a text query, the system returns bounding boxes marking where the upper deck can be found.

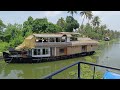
[15,32,99,50]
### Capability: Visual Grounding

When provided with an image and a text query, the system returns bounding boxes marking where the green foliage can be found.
[23,16,34,37]
[64,16,79,32]
[46,23,62,33]
[0,19,6,32]
[57,17,66,31]
[79,22,120,40]
[32,18,48,33]
[23,17,62,34]
[0,42,9,52]
[0,16,64,52]
[84,56,96,63]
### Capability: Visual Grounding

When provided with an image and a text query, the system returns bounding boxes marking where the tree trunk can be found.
[81,15,85,29]
[88,19,89,24]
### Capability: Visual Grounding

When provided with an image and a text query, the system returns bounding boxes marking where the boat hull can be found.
[3,51,95,63]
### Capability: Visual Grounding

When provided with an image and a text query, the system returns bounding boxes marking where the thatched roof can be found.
[26,35,34,39]
[70,41,98,46]
[33,33,72,38]
[71,38,99,46]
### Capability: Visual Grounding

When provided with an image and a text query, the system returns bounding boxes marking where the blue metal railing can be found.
[43,61,120,79]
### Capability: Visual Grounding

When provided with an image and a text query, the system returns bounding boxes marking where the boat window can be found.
[33,48,49,56]
[49,38,55,42]
[34,49,37,55]
[82,46,87,52]
[38,39,42,42]
[61,35,67,42]
[28,49,32,56]
[43,38,48,42]
[42,49,46,55]
[59,48,64,53]
[38,49,41,55]
[61,38,65,42]
[56,38,60,42]
[45,49,49,54]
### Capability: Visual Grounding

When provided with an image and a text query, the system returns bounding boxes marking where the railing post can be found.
[78,62,80,79]
[48,77,52,79]
[93,66,95,79]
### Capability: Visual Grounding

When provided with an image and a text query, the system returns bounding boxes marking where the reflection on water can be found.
[0,57,85,79]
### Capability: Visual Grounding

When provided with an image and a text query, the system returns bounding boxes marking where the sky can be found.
[0,11,120,31]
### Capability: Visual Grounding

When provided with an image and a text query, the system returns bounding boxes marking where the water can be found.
[0,57,85,79]
[0,40,120,79]
[97,40,120,74]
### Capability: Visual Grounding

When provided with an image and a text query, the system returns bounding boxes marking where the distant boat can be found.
[104,37,110,41]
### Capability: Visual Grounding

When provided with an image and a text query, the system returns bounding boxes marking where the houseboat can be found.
[3,32,99,63]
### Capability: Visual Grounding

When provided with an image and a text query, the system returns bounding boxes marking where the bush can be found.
[0,42,9,52]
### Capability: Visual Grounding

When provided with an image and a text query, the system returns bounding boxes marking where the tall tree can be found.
[23,16,34,37]
[64,16,79,32]
[57,17,66,31]
[87,11,93,24]
[100,24,107,35]
[67,11,77,17]
[80,11,93,27]
[91,16,101,28]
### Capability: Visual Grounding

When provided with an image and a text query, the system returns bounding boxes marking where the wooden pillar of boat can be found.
[55,47,56,56]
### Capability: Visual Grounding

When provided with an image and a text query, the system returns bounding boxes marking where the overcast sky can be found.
[0,11,120,31]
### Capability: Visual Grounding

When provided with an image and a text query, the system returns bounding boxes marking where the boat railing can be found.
[43,61,120,79]
[35,42,71,47]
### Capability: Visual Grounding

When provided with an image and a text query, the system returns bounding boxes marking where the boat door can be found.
[64,47,67,55]
[82,45,87,52]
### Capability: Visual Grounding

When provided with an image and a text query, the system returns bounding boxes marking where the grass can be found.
[0,60,5,64]
[0,52,2,57]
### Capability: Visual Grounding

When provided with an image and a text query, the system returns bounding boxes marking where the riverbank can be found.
[94,39,119,58]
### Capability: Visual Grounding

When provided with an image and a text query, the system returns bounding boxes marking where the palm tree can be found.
[87,11,93,24]
[100,24,107,35]
[91,16,101,28]
[80,11,89,25]
[67,11,77,17]
[79,11,93,33]
[91,16,101,33]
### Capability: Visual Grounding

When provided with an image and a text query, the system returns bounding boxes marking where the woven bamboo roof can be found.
[26,35,34,39]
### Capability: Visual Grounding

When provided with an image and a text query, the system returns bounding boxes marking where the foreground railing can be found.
[43,61,120,79]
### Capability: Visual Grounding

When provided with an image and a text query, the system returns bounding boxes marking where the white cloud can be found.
[92,11,103,15]
[44,11,63,17]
